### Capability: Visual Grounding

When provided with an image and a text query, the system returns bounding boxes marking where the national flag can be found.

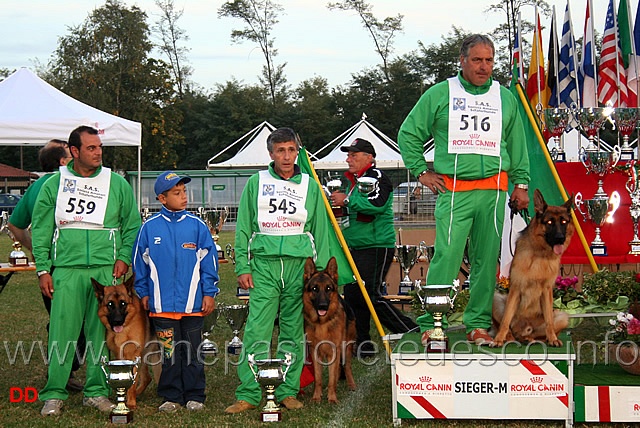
[620,0,640,106]
[297,147,354,286]
[527,12,548,112]
[547,9,560,108]
[579,0,597,107]
[598,0,628,107]
[511,12,525,87]
[557,1,579,110]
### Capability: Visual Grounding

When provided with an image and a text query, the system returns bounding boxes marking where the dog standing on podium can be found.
[492,189,574,347]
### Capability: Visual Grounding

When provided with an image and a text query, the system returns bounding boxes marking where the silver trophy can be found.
[544,108,570,162]
[198,207,229,259]
[100,356,139,424]
[201,306,221,356]
[248,353,293,422]
[395,241,427,295]
[579,145,621,198]
[0,211,29,266]
[324,172,347,217]
[575,191,621,256]
[140,207,151,223]
[625,169,640,254]
[416,280,459,352]
[357,176,378,193]
[221,304,249,355]
[575,106,610,152]
[612,107,639,160]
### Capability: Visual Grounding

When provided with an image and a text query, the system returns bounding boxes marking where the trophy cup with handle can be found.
[543,108,570,162]
[248,353,293,422]
[579,145,621,198]
[324,172,347,218]
[198,207,229,259]
[201,306,221,357]
[395,241,427,295]
[625,165,640,254]
[612,107,639,160]
[100,356,139,424]
[575,191,621,256]
[575,106,609,152]
[416,280,459,352]
[0,211,29,266]
[222,304,249,355]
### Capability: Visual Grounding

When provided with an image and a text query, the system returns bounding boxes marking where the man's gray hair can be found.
[460,34,495,58]
[266,127,301,153]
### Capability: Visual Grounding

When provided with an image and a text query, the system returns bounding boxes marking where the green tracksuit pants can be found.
[235,256,306,405]
[39,267,113,401]
[417,189,506,334]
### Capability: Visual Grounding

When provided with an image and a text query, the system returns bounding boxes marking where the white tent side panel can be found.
[208,122,276,169]
[0,68,141,147]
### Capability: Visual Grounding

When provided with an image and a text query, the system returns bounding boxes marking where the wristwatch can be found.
[37,270,49,278]
[514,184,529,191]
[343,197,350,206]
[417,170,429,179]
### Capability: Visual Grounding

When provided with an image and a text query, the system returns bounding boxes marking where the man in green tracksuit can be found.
[33,126,141,416]
[398,34,530,347]
[225,127,332,414]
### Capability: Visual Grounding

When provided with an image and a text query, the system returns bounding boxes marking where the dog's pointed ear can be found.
[533,189,547,215]
[91,278,105,300]
[304,257,316,281]
[563,194,574,211]
[123,275,135,297]
[326,257,338,282]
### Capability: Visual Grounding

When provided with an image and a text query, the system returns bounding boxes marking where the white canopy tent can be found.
[312,115,405,169]
[207,121,276,169]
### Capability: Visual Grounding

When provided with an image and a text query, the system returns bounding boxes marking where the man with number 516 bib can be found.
[398,34,530,347]
[33,125,141,416]
[225,127,333,414]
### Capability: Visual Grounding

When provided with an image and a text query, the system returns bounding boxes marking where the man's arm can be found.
[234,175,256,276]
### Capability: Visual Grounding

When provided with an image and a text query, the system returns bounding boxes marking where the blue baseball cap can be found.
[154,171,191,196]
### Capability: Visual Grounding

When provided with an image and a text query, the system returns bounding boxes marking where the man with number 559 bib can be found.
[33,125,141,416]
[398,34,530,347]
[225,127,332,414]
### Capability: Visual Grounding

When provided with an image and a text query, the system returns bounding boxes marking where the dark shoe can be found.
[224,400,256,414]
[467,328,494,346]
[66,374,83,392]
[280,396,303,410]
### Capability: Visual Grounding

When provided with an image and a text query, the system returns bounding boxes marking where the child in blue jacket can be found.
[132,171,219,412]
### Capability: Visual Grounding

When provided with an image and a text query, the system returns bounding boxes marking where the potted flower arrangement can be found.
[608,310,640,375]
[553,275,588,327]
[580,269,640,325]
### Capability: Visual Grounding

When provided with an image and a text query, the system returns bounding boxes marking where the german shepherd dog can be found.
[492,189,574,347]
[92,276,161,409]
[303,257,356,403]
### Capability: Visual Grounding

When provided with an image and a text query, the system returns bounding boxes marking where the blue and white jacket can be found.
[132,206,219,314]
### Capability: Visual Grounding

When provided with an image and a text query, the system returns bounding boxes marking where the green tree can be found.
[218,0,287,107]
[154,0,193,98]
[327,0,403,83]
[46,0,182,171]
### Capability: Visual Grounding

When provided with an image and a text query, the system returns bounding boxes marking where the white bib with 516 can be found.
[257,170,309,235]
[55,166,111,229]
[447,77,502,157]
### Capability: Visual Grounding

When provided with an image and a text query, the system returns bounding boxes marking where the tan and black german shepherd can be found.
[303,257,356,403]
[492,189,574,347]
[92,276,161,409]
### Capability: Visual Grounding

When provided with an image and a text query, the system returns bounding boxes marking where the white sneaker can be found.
[82,396,115,412]
[186,400,204,411]
[158,401,182,412]
[41,399,63,416]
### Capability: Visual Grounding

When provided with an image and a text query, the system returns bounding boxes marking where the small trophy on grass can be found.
[100,357,139,424]
[222,304,249,355]
[248,353,292,422]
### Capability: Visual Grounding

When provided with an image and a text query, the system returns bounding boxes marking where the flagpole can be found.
[534,7,543,116]
[568,0,582,108]
[515,83,599,273]
[301,148,392,355]
[613,0,622,106]
[552,6,561,106]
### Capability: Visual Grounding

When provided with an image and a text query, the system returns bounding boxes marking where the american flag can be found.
[511,13,524,86]
[598,0,628,106]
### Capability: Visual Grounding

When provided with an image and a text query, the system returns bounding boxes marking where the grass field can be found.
[0,232,628,427]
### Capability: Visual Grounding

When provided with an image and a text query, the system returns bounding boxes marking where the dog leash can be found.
[507,199,530,257]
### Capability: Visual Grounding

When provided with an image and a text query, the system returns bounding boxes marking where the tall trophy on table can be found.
[625,162,640,254]
[575,106,609,152]
[575,191,621,256]
[395,241,427,295]
[612,107,639,160]
[0,211,29,266]
[543,108,570,162]
[416,280,459,352]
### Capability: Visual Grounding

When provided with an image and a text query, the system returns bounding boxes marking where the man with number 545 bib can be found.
[398,34,530,347]
[33,125,141,417]
[225,127,333,414]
